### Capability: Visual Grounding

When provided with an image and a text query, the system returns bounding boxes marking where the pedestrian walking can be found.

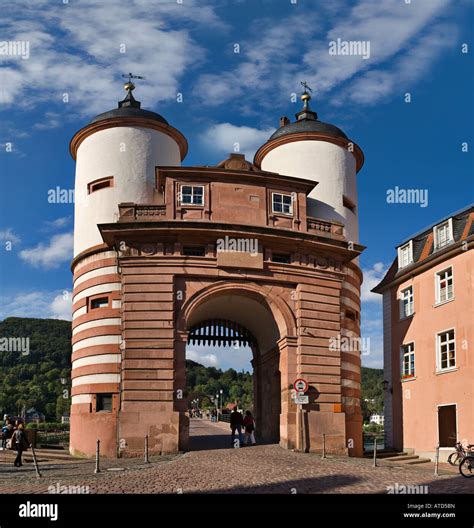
[13,423,29,467]
[230,406,244,447]
[243,411,256,446]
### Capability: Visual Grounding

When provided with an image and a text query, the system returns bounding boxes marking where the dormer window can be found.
[180,185,204,206]
[397,241,413,269]
[433,219,453,250]
[272,193,293,215]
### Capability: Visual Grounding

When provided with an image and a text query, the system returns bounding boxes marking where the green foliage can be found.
[0,317,71,421]
[361,366,384,423]
[186,360,253,411]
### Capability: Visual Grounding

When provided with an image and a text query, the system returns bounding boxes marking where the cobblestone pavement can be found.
[0,419,472,494]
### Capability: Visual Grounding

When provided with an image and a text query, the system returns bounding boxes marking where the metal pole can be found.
[144,435,149,464]
[321,433,326,459]
[434,444,439,476]
[30,444,42,478]
[94,439,100,473]
[373,437,377,467]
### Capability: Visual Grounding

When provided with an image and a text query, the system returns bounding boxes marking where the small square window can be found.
[272,193,293,215]
[180,186,204,206]
[88,176,113,194]
[89,296,109,310]
[183,246,206,257]
[271,253,291,264]
[96,394,112,412]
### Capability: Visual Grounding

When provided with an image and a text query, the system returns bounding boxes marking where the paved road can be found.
[0,419,473,494]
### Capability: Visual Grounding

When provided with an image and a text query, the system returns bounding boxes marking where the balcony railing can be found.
[307,216,344,237]
[118,203,166,221]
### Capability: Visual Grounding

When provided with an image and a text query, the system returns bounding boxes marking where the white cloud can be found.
[19,232,73,269]
[43,216,72,230]
[0,0,225,116]
[200,123,274,159]
[49,292,73,320]
[0,290,72,321]
[194,0,457,111]
[0,228,21,245]
[187,350,220,368]
[361,261,387,303]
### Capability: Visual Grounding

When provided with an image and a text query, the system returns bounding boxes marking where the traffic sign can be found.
[293,378,308,393]
[294,394,309,404]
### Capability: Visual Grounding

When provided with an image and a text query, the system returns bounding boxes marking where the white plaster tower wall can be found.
[260,141,359,244]
[74,126,181,257]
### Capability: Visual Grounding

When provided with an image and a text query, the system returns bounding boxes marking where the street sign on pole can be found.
[294,393,309,404]
[293,378,308,393]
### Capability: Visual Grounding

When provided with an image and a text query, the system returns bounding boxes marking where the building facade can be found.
[69,83,365,458]
[373,205,474,461]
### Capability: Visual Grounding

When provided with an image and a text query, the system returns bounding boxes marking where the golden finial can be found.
[123,81,135,92]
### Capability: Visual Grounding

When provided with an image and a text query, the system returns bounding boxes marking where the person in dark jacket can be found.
[230,406,244,447]
[13,423,29,467]
[243,410,256,446]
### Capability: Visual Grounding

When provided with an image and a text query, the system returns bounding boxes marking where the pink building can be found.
[373,204,474,462]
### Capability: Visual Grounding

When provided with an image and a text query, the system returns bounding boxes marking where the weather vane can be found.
[122,72,146,83]
[301,81,312,94]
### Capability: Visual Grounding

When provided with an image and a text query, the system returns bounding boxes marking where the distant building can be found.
[369,413,384,426]
[26,408,45,423]
[373,204,473,462]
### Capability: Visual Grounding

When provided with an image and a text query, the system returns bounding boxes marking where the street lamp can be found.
[216,393,219,421]
[219,389,223,416]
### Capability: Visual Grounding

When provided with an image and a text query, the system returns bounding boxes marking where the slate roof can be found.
[372,204,474,293]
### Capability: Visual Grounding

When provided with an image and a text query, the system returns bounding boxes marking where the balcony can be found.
[118,203,166,222]
[307,216,344,238]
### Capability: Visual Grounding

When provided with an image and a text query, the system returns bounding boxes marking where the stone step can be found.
[384,454,431,465]
[364,451,407,459]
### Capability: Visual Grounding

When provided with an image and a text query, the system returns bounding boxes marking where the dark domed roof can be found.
[269,119,347,141]
[90,106,168,125]
[268,90,347,142]
[90,84,168,125]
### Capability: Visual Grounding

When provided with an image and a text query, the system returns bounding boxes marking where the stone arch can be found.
[177,281,299,450]
[179,281,297,340]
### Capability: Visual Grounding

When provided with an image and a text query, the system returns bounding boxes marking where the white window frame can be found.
[436,328,456,372]
[435,266,454,305]
[399,286,414,319]
[397,240,413,269]
[271,192,293,216]
[401,342,415,378]
[433,218,453,251]
[179,185,204,206]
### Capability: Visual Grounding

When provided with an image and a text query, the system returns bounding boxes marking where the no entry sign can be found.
[293,378,308,393]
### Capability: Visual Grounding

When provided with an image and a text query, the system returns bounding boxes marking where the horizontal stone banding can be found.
[72,325,122,346]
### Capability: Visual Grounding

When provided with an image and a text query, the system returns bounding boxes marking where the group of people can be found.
[1,416,30,467]
[230,407,256,447]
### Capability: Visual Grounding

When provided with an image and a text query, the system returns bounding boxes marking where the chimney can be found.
[279,116,290,127]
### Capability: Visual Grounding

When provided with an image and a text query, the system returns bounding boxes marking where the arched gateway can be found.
[69,83,365,459]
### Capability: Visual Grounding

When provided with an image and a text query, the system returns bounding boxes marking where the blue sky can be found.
[0,0,473,371]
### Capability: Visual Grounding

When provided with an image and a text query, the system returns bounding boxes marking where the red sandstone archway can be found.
[176,281,298,450]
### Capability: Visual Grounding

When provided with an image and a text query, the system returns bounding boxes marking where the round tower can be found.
[69,83,187,457]
[255,87,365,455]
[254,88,364,245]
